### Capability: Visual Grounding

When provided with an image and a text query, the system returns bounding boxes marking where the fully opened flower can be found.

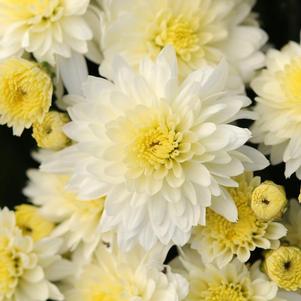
[97,0,267,81]
[0,207,71,301]
[42,46,268,250]
[178,249,283,301]
[252,41,301,179]
[24,155,107,258]
[0,0,92,65]
[64,243,188,301]
[190,173,287,268]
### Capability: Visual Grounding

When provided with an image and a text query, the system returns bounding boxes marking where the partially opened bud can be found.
[15,204,54,242]
[32,111,71,151]
[251,181,287,221]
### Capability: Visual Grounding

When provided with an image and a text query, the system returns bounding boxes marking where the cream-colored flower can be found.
[97,0,267,81]
[264,246,301,291]
[252,41,301,179]
[32,111,71,151]
[15,204,54,242]
[41,46,268,251]
[24,154,107,258]
[190,173,287,268]
[0,207,72,301]
[0,0,92,65]
[283,199,301,248]
[64,243,188,301]
[251,181,287,221]
[0,57,52,135]
[179,248,282,301]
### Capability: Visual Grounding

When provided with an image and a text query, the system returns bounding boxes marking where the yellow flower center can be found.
[133,123,182,169]
[0,0,64,24]
[83,282,132,301]
[251,181,287,221]
[0,250,16,295]
[32,111,71,151]
[279,58,301,104]
[15,204,54,241]
[0,58,52,134]
[0,237,22,297]
[58,176,105,218]
[198,177,267,251]
[264,246,301,291]
[152,12,201,62]
[202,282,249,301]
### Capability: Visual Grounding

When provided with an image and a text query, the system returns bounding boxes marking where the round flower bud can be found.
[0,57,52,135]
[264,246,301,291]
[32,111,71,150]
[15,204,54,241]
[251,181,287,221]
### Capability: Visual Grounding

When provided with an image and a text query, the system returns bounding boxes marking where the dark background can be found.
[1,0,301,209]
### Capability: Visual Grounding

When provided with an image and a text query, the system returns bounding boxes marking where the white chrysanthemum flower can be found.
[0,0,92,65]
[283,199,301,248]
[24,158,107,259]
[42,47,268,250]
[97,0,267,81]
[64,243,188,301]
[190,173,287,268]
[178,249,283,301]
[251,41,301,179]
[0,207,72,301]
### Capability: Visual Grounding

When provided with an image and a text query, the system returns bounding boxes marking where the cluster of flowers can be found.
[1,0,301,300]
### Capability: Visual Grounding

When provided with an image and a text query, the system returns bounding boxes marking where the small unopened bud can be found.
[32,111,71,151]
[264,246,301,291]
[251,181,287,221]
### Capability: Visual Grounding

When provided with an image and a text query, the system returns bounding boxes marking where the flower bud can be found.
[251,181,287,221]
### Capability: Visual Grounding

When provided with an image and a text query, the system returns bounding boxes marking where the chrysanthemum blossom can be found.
[179,249,283,301]
[64,243,188,301]
[41,46,268,250]
[190,173,287,268]
[252,41,301,179]
[0,57,52,135]
[97,0,267,82]
[24,157,107,258]
[0,207,72,301]
[0,0,92,65]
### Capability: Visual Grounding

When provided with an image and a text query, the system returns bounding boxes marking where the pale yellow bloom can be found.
[264,246,301,291]
[251,181,287,221]
[33,111,71,150]
[0,0,92,65]
[180,249,280,301]
[191,173,287,267]
[0,57,52,135]
[15,204,54,242]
